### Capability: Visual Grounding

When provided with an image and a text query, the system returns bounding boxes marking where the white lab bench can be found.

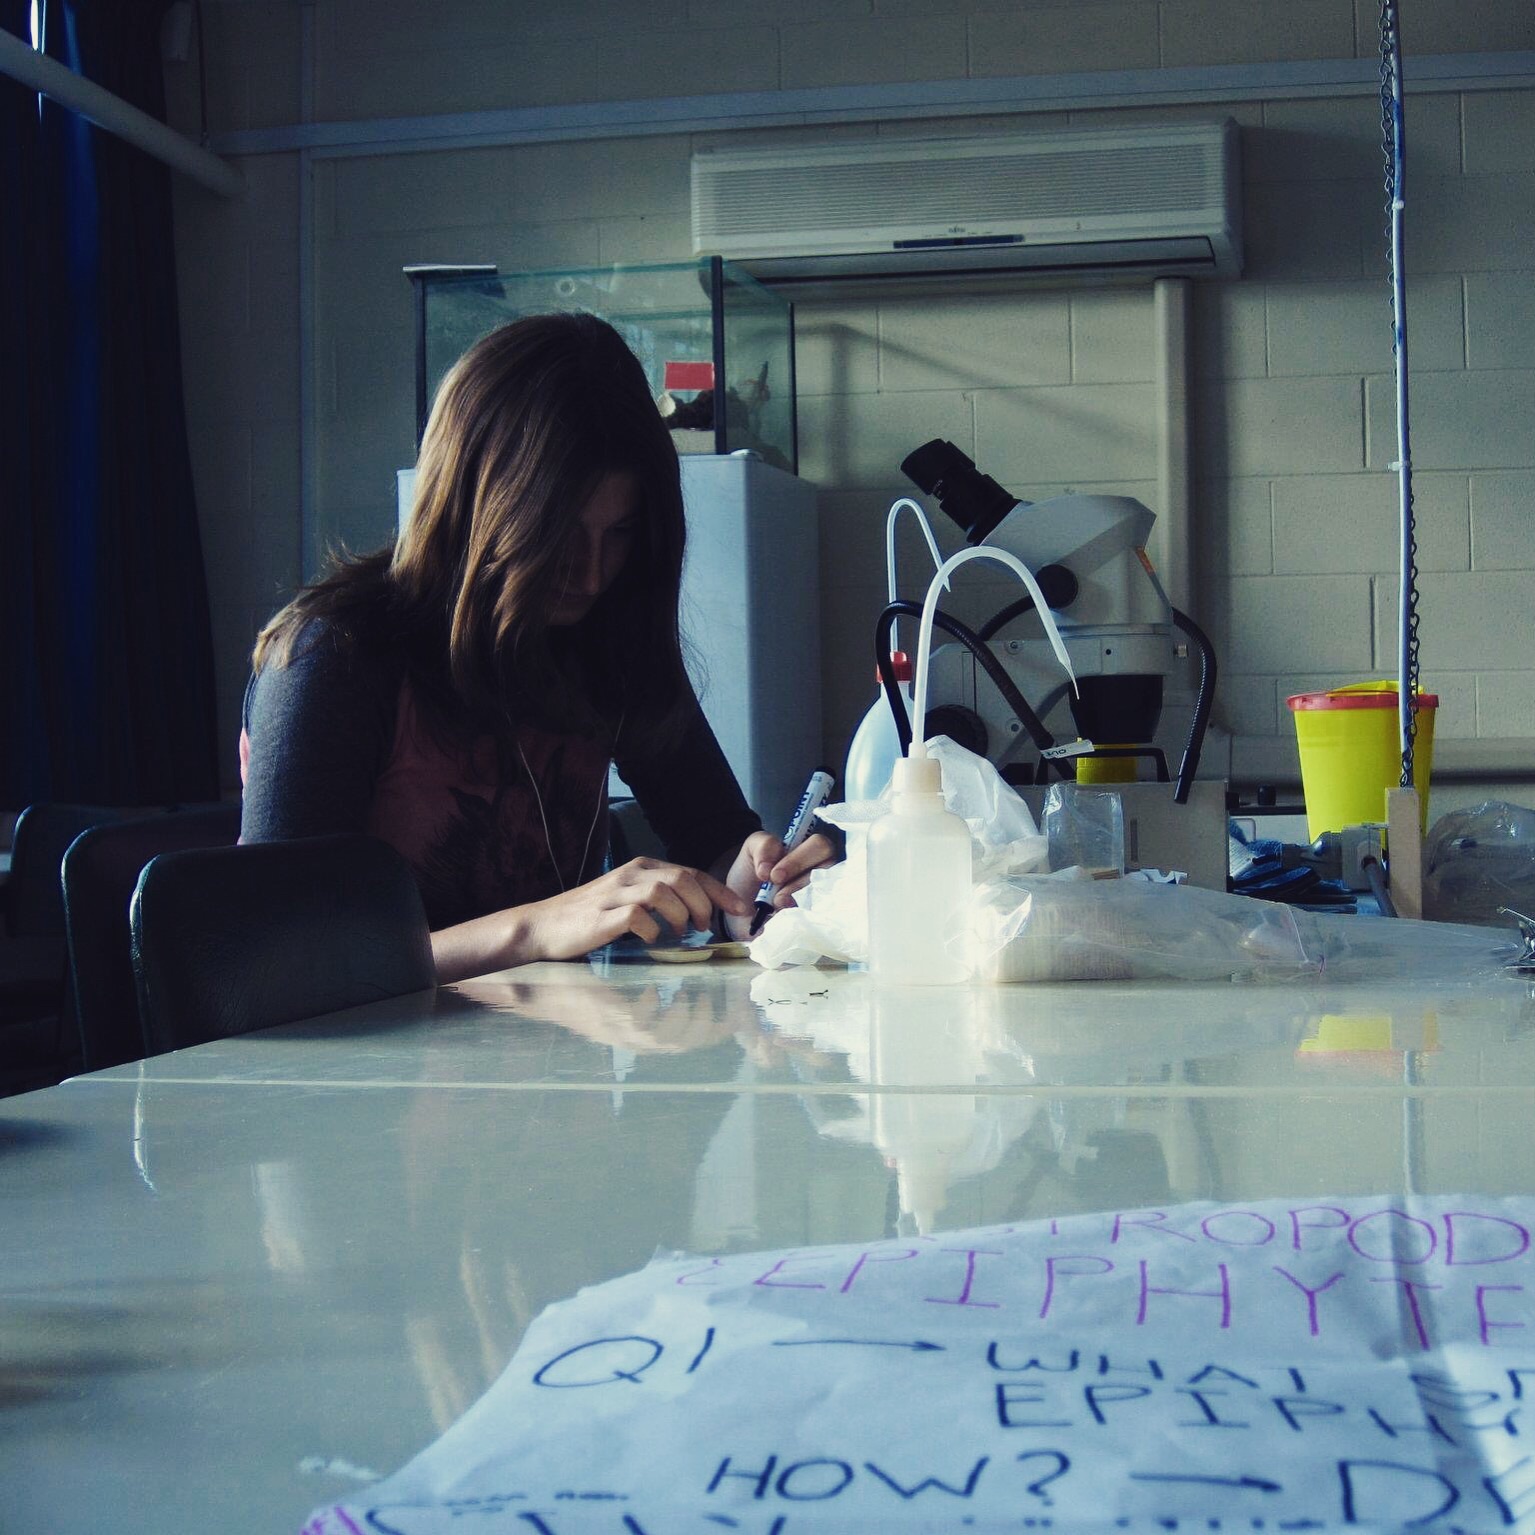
[4,957,1534,1530]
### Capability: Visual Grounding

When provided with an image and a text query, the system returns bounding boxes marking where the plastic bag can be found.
[746,796,875,969]
[970,872,1515,984]
[928,735,1049,878]
[1423,801,1535,928]
[748,735,1049,970]
[971,874,1320,982]
[750,748,1522,984]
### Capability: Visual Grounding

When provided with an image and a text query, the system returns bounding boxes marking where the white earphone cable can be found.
[516,709,624,894]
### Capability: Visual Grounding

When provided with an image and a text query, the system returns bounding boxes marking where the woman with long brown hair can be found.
[239,313,831,982]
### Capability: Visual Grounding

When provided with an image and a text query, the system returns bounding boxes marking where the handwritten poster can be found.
[306,1196,1535,1532]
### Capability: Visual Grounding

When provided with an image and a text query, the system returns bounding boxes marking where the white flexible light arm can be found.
[909,546,1078,758]
[885,497,944,608]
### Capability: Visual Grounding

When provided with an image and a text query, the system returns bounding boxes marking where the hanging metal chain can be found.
[1379,0,1422,787]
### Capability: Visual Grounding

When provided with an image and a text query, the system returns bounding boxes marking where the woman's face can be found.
[546,470,639,627]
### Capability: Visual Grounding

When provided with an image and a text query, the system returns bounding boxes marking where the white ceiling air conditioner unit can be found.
[692,120,1241,289]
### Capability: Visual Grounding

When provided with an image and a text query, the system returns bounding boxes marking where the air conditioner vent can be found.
[692,120,1241,285]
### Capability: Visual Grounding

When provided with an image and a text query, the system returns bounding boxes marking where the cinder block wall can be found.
[166,0,1535,802]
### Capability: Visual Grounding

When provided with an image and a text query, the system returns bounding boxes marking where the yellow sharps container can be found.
[1285,681,1437,840]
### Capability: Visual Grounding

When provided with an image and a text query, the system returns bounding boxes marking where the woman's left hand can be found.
[717,828,840,936]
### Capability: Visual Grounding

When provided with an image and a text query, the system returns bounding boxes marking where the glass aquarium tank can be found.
[405,256,798,473]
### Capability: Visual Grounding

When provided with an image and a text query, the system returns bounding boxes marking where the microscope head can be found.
[901,439,1159,619]
[900,439,1019,543]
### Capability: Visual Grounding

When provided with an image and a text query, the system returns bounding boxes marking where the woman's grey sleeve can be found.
[240,630,398,843]
[616,699,762,872]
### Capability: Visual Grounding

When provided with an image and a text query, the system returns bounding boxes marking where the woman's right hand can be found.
[431,857,754,982]
[520,856,754,959]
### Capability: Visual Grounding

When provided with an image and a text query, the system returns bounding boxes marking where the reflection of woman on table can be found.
[239,315,834,980]
[454,973,743,1056]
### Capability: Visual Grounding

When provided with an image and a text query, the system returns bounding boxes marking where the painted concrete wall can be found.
[164,0,1535,802]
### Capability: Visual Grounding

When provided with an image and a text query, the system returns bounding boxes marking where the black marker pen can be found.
[750,768,836,935]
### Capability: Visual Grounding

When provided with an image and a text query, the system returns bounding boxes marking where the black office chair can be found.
[1,803,125,1095]
[130,834,437,1054]
[63,803,244,1071]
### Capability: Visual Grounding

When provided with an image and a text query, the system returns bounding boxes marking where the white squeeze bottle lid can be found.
[890,738,942,796]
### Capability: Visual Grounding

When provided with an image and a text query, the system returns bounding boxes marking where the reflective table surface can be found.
[7,957,1535,1530]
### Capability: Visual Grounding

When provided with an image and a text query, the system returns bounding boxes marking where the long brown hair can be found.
[254,312,691,750]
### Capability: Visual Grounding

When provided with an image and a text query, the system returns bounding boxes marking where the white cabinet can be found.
[668,454,820,835]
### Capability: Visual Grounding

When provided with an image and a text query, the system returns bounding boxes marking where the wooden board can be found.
[1386,786,1424,919]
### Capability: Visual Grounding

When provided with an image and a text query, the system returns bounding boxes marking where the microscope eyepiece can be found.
[899,439,1018,543]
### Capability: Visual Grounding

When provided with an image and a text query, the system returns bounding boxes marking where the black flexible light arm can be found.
[1170,607,1217,805]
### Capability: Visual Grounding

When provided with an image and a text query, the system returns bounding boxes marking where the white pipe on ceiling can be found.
[0,28,242,198]
[1152,276,1194,619]
[208,50,1535,160]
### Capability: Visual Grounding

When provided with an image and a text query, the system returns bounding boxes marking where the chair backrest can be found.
[130,834,436,1053]
[4,804,125,940]
[1,804,129,1093]
[63,803,243,1070]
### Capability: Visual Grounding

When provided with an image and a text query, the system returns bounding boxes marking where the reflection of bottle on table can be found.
[869,990,980,1235]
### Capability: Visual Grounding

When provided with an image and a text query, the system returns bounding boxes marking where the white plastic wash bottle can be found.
[843,650,913,802]
[865,543,1079,987]
[866,741,972,984]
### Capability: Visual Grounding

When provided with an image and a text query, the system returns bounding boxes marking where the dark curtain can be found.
[0,0,219,808]
[1,0,53,801]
